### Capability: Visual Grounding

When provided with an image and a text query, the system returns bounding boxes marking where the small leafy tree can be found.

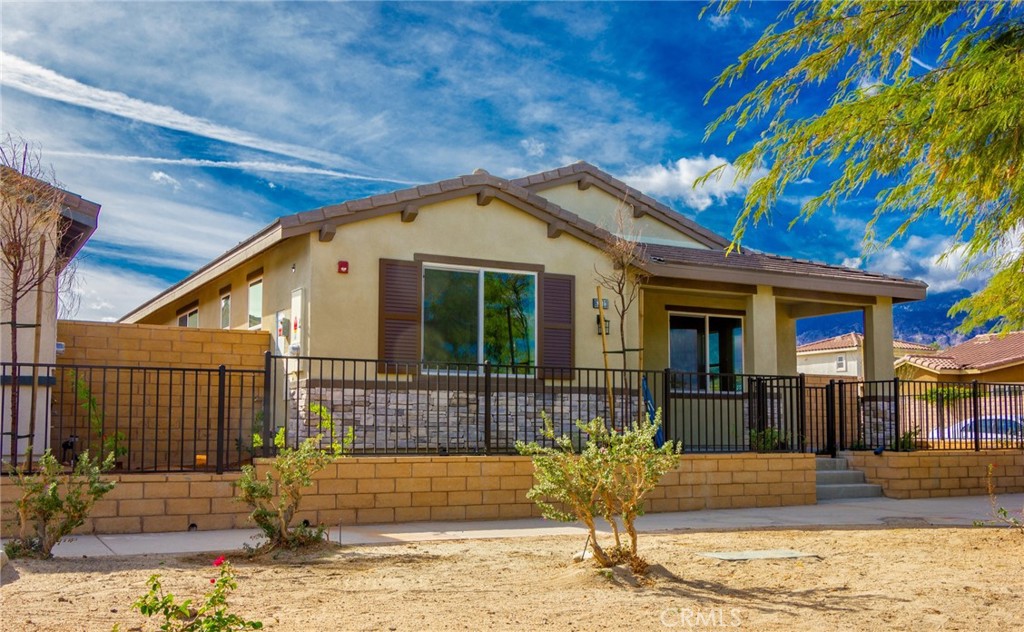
[121,555,263,632]
[4,448,115,558]
[516,410,680,570]
[236,404,350,552]
[71,370,128,464]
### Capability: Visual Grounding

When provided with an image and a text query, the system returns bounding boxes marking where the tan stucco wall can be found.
[797,351,861,378]
[0,453,816,535]
[141,236,311,337]
[306,196,635,367]
[534,183,708,248]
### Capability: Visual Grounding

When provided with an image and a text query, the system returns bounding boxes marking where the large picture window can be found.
[669,313,743,391]
[422,266,536,372]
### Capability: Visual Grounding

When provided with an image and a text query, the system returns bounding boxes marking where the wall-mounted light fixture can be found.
[596,314,610,336]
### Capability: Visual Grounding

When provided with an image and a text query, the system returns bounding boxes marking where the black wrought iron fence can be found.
[2,362,263,473]
[661,372,806,453]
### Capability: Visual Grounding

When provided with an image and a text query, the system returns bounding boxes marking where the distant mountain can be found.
[795,290,983,347]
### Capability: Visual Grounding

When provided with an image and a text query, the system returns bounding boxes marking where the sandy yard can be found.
[1,527,1021,632]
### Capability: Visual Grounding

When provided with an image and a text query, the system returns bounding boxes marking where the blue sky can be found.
[0,2,983,341]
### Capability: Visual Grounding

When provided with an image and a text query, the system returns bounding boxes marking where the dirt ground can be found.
[1,527,1021,632]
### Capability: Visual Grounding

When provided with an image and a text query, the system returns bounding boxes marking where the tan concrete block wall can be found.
[57,321,271,369]
[1,453,817,536]
[1,472,249,536]
[846,450,1024,499]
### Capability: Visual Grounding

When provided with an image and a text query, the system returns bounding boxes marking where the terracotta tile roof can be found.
[797,333,863,353]
[901,331,1024,372]
[893,339,936,352]
[797,333,934,354]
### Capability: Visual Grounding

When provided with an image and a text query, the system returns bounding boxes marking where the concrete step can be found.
[816,483,884,500]
[816,470,867,485]
[815,457,848,471]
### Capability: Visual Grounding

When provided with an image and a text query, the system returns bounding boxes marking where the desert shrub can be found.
[4,449,115,558]
[237,404,350,552]
[893,426,920,451]
[980,463,1024,535]
[119,555,262,631]
[749,427,784,452]
[516,410,680,569]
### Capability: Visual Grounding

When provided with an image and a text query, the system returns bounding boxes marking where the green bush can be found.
[749,427,784,452]
[4,449,115,558]
[516,410,680,569]
[120,555,262,631]
[237,404,351,552]
[918,385,973,405]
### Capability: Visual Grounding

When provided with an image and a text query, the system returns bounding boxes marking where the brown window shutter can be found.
[539,273,574,379]
[378,259,422,373]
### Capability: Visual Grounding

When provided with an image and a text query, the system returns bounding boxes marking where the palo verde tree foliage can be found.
[516,411,680,571]
[700,1,1024,334]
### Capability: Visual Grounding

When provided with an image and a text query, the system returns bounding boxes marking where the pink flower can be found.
[210,578,216,584]
[213,555,226,567]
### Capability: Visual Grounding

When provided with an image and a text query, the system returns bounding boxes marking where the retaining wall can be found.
[0,453,816,535]
[846,450,1024,499]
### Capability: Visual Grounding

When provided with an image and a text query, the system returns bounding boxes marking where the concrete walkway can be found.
[38,493,1022,559]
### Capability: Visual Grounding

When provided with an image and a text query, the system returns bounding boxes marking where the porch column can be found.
[863,297,895,381]
[775,305,797,376]
[744,285,778,375]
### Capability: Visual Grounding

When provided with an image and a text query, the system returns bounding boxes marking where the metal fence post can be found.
[261,351,272,458]
[797,373,807,453]
[662,368,672,444]
[483,361,492,455]
[216,364,226,474]
[826,380,837,458]
[837,380,847,451]
[972,380,981,452]
[892,377,901,451]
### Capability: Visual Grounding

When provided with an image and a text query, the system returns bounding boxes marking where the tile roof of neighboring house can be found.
[797,333,935,354]
[120,163,927,321]
[797,333,863,353]
[898,331,1024,373]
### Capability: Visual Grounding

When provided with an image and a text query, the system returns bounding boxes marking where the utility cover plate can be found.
[698,549,820,561]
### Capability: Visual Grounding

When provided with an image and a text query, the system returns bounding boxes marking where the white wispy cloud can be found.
[622,155,767,212]
[47,151,411,184]
[0,52,358,169]
[149,170,180,190]
[866,235,987,293]
[70,261,173,322]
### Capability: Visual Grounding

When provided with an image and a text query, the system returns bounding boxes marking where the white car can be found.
[928,416,1024,443]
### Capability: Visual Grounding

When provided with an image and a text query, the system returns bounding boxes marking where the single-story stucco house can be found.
[896,331,1024,383]
[122,162,926,386]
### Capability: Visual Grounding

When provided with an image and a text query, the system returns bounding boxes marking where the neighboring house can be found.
[1,177,100,463]
[797,332,938,378]
[122,162,926,382]
[896,331,1024,383]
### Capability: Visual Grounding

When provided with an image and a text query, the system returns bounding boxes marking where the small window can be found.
[248,279,263,329]
[177,307,198,328]
[836,354,847,372]
[220,294,231,329]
